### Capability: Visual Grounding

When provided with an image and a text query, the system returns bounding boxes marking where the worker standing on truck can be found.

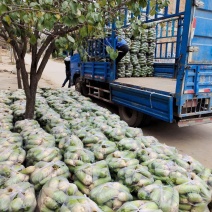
[105,36,129,65]
[62,53,71,88]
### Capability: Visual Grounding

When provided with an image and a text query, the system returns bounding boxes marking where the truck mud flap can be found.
[110,83,174,123]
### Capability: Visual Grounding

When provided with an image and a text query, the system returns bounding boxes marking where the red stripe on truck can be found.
[199,88,211,93]
[193,17,196,28]
[184,90,195,94]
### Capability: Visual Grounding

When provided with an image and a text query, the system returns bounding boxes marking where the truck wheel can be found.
[119,106,151,127]
[75,77,82,93]
[119,106,142,127]
[81,82,89,96]
[138,114,152,127]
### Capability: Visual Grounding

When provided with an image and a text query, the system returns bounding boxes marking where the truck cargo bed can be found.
[115,77,176,94]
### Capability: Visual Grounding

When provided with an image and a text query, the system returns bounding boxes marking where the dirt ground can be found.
[0,49,55,90]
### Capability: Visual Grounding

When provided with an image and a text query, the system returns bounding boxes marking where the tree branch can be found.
[36,40,55,81]
[37,35,54,62]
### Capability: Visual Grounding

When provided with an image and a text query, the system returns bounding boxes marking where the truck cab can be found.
[71,0,212,127]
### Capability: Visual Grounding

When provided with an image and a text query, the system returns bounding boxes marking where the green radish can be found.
[74,180,90,195]
[10,197,24,212]
[179,204,192,210]
[177,185,200,194]
[0,194,10,211]
[44,196,58,210]
[188,193,203,203]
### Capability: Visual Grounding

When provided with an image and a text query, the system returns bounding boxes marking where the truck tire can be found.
[119,106,142,127]
[119,106,151,127]
[75,77,82,93]
[81,82,89,96]
[138,114,152,127]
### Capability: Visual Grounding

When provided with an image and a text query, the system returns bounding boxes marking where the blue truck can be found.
[70,0,212,127]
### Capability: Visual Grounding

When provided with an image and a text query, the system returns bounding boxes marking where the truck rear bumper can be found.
[178,116,212,127]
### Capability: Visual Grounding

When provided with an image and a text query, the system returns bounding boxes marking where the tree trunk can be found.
[16,59,22,89]
[25,76,38,119]
[25,93,36,119]
[13,50,22,89]
[17,67,22,89]
[18,57,36,119]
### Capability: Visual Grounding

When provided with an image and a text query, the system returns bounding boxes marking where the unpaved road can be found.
[3,54,212,168]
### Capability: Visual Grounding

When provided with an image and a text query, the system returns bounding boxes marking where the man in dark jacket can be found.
[62,54,71,88]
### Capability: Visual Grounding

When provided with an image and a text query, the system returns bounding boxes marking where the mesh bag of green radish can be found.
[50,124,71,143]
[137,144,178,162]
[60,195,103,212]
[0,114,13,131]
[23,132,56,150]
[130,40,140,53]
[175,174,212,212]
[118,138,145,152]
[58,135,83,153]
[14,119,40,133]
[0,90,12,104]
[0,182,37,212]
[143,159,188,185]
[0,164,29,189]
[0,145,26,165]
[91,140,117,160]
[105,127,127,142]
[64,147,95,173]
[117,164,154,192]
[117,200,163,212]
[117,63,126,78]
[124,127,143,138]
[24,161,70,191]
[134,136,159,148]
[173,154,205,175]
[0,130,23,148]
[73,161,111,195]
[131,54,139,66]
[123,52,131,64]
[26,146,62,166]
[106,151,139,174]
[90,182,133,211]
[37,177,83,211]
[138,181,179,212]
[82,129,108,149]
[199,168,212,189]
[125,63,133,77]
[11,100,26,121]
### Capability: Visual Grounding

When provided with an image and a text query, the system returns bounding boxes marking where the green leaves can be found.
[80,26,88,38]
[78,15,85,24]
[106,46,119,60]
[62,1,69,10]
[67,35,75,43]
[0,4,8,15]
[0,0,169,66]
[30,35,37,45]
[3,15,11,25]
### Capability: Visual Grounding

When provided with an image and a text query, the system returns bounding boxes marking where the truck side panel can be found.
[110,83,173,122]
[81,62,113,82]
[188,0,212,64]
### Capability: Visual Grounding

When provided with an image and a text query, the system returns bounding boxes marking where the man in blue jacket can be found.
[105,36,129,65]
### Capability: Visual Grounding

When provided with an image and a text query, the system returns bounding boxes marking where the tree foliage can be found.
[0,0,169,118]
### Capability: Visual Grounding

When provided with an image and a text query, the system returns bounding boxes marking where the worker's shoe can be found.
[61,84,65,87]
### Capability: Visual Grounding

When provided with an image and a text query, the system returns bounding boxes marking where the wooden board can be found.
[115,77,177,94]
